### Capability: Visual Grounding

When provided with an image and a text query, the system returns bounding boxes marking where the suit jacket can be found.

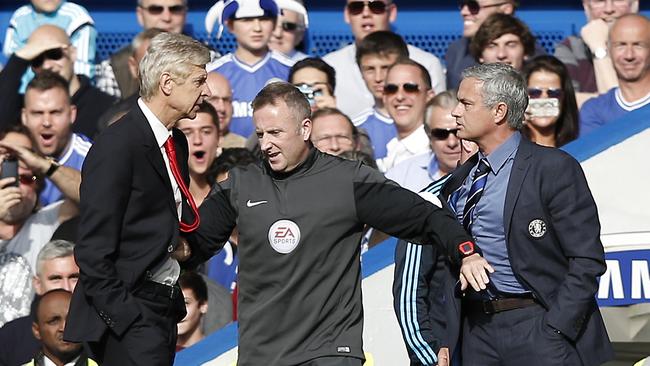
[440,138,613,365]
[64,106,193,342]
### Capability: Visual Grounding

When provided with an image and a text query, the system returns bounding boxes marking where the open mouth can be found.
[40,133,55,145]
[193,151,206,162]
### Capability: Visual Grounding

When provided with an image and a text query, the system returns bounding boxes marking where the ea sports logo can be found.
[268,219,301,254]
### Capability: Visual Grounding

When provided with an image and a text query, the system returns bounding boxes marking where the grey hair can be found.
[131,28,166,54]
[139,32,210,100]
[36,240,75,275]
[425,89,458,123]
[461,63,528,130]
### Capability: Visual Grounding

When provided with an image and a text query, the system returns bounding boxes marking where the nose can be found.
[447,132,460,148]
[329,137,340,153]
[259,133,272,152]
[460,4,471,16]
[161,8,173,21]
[375,68,386,84]
[361,2,372,16]
[253,18,262,31]
[451,102,463,119]
[61,278,74,292]
[202,82,212,98]
[496,46,507,60]
[603,0,615,13]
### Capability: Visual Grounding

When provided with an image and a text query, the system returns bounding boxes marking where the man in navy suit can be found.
[441,63,613,366]
[63,33,211,365]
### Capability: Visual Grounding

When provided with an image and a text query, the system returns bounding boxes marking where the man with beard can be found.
[580,14,650,135]
[26,289,97,366]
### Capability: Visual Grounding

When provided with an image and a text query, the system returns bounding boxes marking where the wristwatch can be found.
[458,241,476,258]
[593,47,608,60]
[45,157,61,177]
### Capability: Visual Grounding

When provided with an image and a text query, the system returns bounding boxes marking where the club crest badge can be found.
[528,219,547,238]
[268,219,301,254]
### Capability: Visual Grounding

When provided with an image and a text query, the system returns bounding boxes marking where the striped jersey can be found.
[40,133,92,206]
[207,51,294,138]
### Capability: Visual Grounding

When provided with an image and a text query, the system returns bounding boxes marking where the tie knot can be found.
[164,136,175,155]
[476,158,491,175]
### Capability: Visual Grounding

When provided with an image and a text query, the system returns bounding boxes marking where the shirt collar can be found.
[138,98,172,148]
[400,125,429,154]
[481,131,521,175]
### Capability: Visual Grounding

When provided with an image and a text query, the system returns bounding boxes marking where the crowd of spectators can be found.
[0,0,646,363]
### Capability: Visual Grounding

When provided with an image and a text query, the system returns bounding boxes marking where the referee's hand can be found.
[172,237,191,262]
[460,253,494,292]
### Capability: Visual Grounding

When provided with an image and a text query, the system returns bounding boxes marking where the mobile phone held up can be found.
[0,156,19,187]
[528,98,560,118]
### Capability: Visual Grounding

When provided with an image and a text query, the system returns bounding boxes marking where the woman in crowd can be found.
[522,55,579,147]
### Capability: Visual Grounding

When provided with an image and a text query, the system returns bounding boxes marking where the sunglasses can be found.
[528,87,563,99]
[346,1,389,15]
[139,4,187,15]
[383,82,421,95]
[19,174,37,186]
[281,21,304,32]
[31,48,65,68]
[458,0,510,15]
[429,128,459,140]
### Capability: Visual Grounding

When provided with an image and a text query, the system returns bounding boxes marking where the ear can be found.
[501,3,515,15]
[493,102,508,124]
[68,45,77,63]
[32,321,41,341]
[127,55,139,79]
[479,57,485,64]
[425,89,436,104]
[226,19,235,33]
[21,108,27,126]
[160,72,174,97]
[69,104,77,125]
[388,3,398,23]
[199,301,208,314]
[136,6,145,27]
[300,118,312,141]
[582,0,593,20]
[630,0,639,13]
[32,276,43,295]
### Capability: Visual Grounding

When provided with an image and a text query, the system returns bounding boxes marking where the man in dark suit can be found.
[441,62,613,366]
[63,32,211,365]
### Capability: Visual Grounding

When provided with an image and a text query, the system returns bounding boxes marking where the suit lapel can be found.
[441,153,478,201]
[503,139,533,236]
[132,107,177,214]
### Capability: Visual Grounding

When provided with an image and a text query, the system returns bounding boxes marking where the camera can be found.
[1,156,19,187]
[296,84,323,106]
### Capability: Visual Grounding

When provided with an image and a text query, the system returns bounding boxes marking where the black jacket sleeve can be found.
[0,54,28,128]
[353,164,472,265]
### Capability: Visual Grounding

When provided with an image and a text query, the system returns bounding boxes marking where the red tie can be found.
[164,136,200,232]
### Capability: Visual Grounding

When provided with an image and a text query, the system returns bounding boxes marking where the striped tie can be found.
[461,158,491,231]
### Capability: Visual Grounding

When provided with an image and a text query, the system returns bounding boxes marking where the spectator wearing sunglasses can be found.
[353,31,409,161]
[270,0,310,63]
[376,59,434,172]
[522,56,579,148]
[554,0,637,107]
[0,124,80,328]
[95,0,189,100]
[580,14,650,135]
[386,90,461,192]
[470,13,536,71]
[2,0,97,86]
[322,0,445,120]
[207,0,294,139]
[0,25,117,140]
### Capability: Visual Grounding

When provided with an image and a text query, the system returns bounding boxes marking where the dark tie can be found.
[461,158,491,231]
[164,136,200,233]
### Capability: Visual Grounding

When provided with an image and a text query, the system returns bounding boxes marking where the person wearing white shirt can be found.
[377,59,434,172]
[322,0,445,118]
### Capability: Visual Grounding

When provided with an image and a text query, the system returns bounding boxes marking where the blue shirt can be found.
[580,87,650,136]
[353,108,396,159]
[40,133,91,206]
[455,132,527,293]
[385,151,441,193]
[208,51,293,138]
